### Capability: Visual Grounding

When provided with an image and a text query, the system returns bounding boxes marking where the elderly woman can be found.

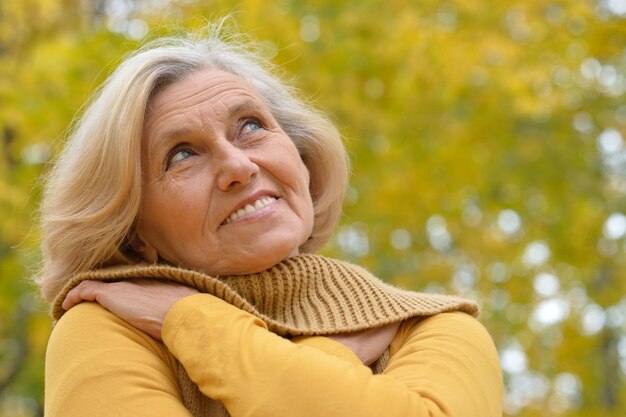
[40,25,502,417]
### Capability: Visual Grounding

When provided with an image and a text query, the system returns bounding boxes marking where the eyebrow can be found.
[158,127,192,140]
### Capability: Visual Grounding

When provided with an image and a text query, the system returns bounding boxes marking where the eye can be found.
[167,147,194,169]
[241,118,262,133]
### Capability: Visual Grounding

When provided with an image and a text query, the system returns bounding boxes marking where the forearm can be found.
[163,294,502,417]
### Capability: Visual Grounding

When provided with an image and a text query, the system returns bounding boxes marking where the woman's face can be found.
[135,68,314,275]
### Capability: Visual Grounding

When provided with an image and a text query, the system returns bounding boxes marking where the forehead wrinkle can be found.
[151,87,260,138]
[212,93,230,118]
[143,73,269,167]
[210,86,262,112]
[146,99,212,148]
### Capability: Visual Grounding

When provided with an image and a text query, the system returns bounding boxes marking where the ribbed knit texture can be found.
[51,254,479,417]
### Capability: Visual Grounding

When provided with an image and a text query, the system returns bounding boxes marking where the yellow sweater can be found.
[45,294,502,416]
[45,256,502,416]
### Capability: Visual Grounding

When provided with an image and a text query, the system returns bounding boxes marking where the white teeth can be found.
[224,196,277,224]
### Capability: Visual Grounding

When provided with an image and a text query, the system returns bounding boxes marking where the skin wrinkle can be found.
[144,94,264,235]
[158,122,258,239]
[195,142,258,238]
[135,68,314,276]
[146,100,273,176]
[146,87,258,147]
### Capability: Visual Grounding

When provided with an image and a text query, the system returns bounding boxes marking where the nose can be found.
[215,142,259,191]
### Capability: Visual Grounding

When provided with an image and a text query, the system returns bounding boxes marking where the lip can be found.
[221,190,280,225]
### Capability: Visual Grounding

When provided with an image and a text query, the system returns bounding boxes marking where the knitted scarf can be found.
[51,255,479,417]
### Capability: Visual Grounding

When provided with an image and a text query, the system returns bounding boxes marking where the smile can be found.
[223,196,277,224]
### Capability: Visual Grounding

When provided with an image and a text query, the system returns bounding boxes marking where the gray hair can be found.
[38,23,349,302]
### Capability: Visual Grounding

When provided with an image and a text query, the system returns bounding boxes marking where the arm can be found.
[165,293,503,417]
[45,302,194,417]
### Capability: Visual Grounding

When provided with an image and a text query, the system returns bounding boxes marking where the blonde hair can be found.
[38,24,349,303]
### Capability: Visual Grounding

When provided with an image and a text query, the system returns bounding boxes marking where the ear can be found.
[128,230,159,263]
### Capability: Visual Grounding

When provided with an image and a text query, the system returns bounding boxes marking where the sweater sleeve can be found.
[163,293,503,417]
[45,302,193,417]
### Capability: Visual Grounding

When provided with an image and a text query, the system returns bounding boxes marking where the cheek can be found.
[271,142,311,199]
[139,181,200,238]
[298,162,315,229]
[136,196,170,246]
[272,147,314,229]
[291,154,312,202]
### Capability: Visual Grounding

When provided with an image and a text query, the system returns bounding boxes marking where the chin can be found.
[232,239,305,275]
[250,250,300,274]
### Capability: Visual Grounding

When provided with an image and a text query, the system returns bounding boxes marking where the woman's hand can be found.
[62,280,199,341]
[327,321,401,366]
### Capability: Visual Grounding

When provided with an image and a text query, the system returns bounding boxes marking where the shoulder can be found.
[47,301,175,370]
[387,312,503,415]
[46,302,186,417]
[391,311,499,361]
[398,311,493,339]
[51,301,143,343]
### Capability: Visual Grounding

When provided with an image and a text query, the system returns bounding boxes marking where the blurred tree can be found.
[0,1,131,415]
[1,0,625,416]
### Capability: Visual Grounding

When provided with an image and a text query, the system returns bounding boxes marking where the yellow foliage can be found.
[1,0,626,416]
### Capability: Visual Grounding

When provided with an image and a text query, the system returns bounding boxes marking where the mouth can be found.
[222,196,278,225]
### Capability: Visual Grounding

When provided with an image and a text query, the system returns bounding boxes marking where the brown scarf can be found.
[51,255,478,417]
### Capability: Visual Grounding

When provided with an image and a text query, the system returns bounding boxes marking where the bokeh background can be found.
[1,0,626,416]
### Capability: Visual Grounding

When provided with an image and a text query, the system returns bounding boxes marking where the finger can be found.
[62,283,87,311]
[62,281,105,311]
